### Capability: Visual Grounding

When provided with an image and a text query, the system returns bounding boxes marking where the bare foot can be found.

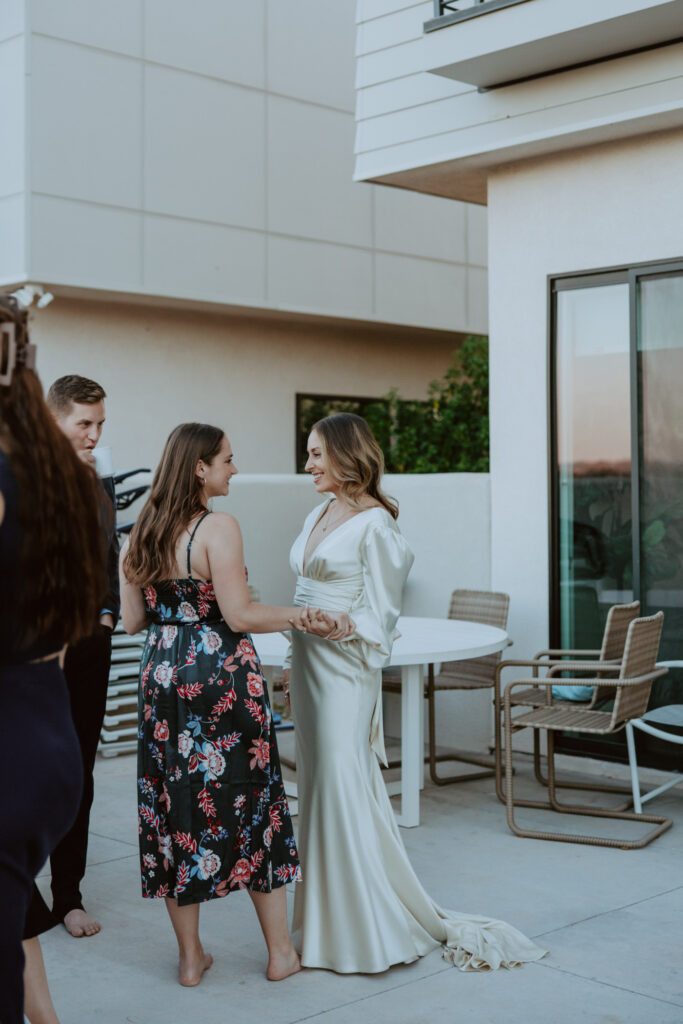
[266,948,302,982]
[178,950,213,988]
[63,908,101,938]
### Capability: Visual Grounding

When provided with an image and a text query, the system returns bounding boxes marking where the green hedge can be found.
[363,335,489,473]
[297,335,489,473]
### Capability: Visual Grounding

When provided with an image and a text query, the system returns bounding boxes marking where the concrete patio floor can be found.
[36,739,683,1024]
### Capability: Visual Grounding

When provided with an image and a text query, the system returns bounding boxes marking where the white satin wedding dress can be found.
[287,501,546,974]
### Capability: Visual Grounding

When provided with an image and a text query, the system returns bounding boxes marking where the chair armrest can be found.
[502,668,668,715]
[495,657,619,687]
[544,662,622,678]
[496,656,582,675]
[534,648,602,660]
[612,667,669,687]
[502,679,553,707]
[657,661,683,668]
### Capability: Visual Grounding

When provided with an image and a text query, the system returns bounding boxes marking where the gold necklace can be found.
[321,500,353,533]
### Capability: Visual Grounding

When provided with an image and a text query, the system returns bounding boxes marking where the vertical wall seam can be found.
[463,202,470,332]
[264,0,269,305]
[140,0,146,289]
[24,0,32,281]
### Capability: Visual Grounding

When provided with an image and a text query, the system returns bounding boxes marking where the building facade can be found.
[1,0,488,475]
[356,0,683,761]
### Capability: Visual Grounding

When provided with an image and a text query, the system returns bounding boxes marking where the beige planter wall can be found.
[31,297,459,475]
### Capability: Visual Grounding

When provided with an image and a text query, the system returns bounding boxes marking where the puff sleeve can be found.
[349,523,414,671]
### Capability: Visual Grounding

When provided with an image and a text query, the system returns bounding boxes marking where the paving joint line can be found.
[88,830,139,848]
[287,963,451,1023]
[536,961,683,1010]
[532,881,683,939]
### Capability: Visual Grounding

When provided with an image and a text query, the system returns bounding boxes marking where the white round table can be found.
[254,616,508,828]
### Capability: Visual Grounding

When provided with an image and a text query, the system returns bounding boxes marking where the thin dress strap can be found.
[186,511,211,578]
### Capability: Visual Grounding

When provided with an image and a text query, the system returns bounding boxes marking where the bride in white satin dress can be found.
[283,413,546,974]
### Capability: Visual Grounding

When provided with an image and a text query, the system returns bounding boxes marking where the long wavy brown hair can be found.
[0,296,105,648]
[124,422,224,586]
[313,413,398,519]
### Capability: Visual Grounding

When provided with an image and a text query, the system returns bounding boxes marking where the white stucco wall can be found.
[487,126,683,663]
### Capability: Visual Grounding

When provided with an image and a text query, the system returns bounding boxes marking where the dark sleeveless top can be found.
[0,450,60,666]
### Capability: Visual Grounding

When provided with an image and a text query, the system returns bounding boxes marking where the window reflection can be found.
[639,274,683,666]
[556,284,632,650]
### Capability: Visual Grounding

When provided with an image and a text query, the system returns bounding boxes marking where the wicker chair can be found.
[383,589,510,785]
[493,601,640,806]
[502,612,671,848]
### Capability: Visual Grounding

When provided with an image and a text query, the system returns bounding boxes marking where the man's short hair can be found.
[46,375,106,416]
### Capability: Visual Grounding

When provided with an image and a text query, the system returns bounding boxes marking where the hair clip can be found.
[0,324,37,385]
[0,322,16,386]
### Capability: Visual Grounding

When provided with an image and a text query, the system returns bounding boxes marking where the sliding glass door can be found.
[551,264,683,768]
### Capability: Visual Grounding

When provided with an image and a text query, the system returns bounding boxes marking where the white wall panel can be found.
[466,202,488,267]
[0,195,25,285]
[144,0,265,89]
[144,66,265,230]
[268,97,372,248]
[0,36,24,197]
[356,3,428,56]
[15,1,481,331]
[32,0,142,57]
[268,0,355,112]
[375,251,466,329]
[355,5,683,190]
[357,71,465,120]
[31,37,143,208]
[356,65,683,181]
[466,265,488,334]
[144,215,266,306]
[357,1,425,22]
[374,185,467,262]
[31,196,142,289]
[356,37,425,88]
[0,0,23,42]
[268,236,373,319]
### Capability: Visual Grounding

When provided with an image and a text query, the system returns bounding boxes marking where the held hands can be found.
[303,608,355,641]
[287,606,355,641]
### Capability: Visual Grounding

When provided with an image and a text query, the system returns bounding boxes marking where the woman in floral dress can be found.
[120,422,353,987]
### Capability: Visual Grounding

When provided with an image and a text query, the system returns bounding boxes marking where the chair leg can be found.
[505,729,672,848]
[625,721,642,814]
[427,668,495,785]
[533,729,546,786]
[503,707,557,819]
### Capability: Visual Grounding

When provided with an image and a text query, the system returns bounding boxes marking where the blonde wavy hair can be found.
[312,413,398,520]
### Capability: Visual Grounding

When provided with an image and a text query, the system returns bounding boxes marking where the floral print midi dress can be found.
[137,513,300,905]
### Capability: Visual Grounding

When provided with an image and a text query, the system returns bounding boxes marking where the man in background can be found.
[45,375,120,938]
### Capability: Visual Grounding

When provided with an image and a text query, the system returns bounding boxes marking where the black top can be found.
[99,474,120,624]
[0,450,60,665]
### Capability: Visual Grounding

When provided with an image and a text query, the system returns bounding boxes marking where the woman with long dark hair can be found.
[284,413,546,974]
[0,296,105,1023]
[120,422,352,986]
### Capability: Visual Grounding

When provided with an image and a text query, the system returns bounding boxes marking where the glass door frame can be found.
[548,257,683,650]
